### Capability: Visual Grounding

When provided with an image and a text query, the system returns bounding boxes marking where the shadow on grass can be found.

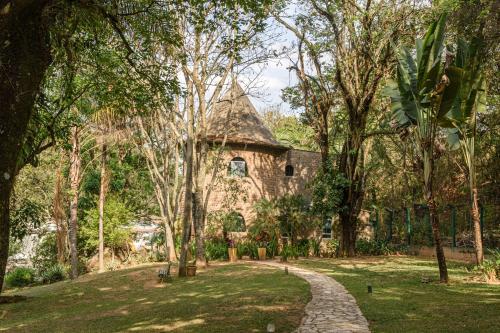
[293,257,500,333]
[0,263,309,333]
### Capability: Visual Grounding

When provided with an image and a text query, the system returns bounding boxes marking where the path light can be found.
[367,282,373,294]
[267,323,275,332]
[285,266,288,275]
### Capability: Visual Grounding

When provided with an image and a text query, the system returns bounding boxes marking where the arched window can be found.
[225,212,246,232]
[285,165,294,177]
[228,157,247,177]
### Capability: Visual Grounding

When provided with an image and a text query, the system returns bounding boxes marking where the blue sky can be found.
[243,17,299,116]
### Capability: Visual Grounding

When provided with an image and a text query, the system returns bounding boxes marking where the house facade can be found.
[205,83,322,230]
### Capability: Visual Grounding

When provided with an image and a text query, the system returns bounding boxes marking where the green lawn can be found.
[293,256,500,333]
[0,263,310,333]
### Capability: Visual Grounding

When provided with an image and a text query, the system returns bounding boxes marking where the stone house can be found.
[205,83,326,235]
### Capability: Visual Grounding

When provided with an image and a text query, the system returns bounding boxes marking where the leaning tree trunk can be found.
[98,141,108,273]
[0,0,53,294]
[68,126,82,279]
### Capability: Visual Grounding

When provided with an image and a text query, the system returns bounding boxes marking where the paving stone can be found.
[252,261,371,333]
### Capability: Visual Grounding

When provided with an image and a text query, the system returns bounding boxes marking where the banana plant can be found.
[442,37,487,265]
[383,14,453,283]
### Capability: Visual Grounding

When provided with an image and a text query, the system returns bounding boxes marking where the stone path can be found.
[252,261,370,333]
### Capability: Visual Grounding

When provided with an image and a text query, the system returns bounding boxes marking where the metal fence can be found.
[370,203,499,250]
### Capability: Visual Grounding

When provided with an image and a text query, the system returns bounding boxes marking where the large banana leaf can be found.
[384,14,448,128]
[417,14,447,100]
[442,37,486,134]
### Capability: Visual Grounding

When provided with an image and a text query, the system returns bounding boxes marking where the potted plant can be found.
[228,239,237,262]
[257,241,267,261]
[187,260,197,277]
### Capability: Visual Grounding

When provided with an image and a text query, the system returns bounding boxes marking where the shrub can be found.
[280,244,291,261]
[297,239,311,257]
[477,249,500,282]
[321,239,339,258]
[32,233,58,276]
[5,267,35,288]
[310,239,321,257]
[40,264,66,284]
[355,239,408,256]
[205,238,228,261]
[266,239,279,258]
[80,197,134,256]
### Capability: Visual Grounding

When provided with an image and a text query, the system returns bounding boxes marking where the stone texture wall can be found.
[205,143,321,227]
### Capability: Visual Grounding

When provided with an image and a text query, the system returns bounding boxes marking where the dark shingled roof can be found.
[206,82,288,150]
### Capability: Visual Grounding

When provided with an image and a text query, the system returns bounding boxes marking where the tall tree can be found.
[68,125,82,279]
[276,0,413,255]
[0,0,179,292]
[384,15,456,282]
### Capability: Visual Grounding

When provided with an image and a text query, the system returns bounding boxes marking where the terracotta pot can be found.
[258,247,267,261]
[228,247,237,262]
[186,265,197,277]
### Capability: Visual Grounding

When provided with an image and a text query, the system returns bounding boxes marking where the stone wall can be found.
[205,143,321,227]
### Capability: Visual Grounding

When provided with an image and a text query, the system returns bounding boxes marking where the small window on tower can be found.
[285,165,294,177]
[228,157,247,177]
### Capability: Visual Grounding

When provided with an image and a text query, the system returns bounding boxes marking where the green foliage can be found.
[9,199,45,241]
[207,210,246,237]
[297,239,311,257]
[321,239,340,258]
[32,233,58,276]
[261,106,317,150]
[8,240,21,257]
[80,197,134,255]
[280,244,292,261]
[275,195,321,244]
[40,264,67,284]
[248,199,280,243]
[310,239,321,257]
[355,240,408,256]
[476,249,500,281]
[236,241,258,259]
[5,267,35,288]
[205,238,229,261]
[310,166,349,217]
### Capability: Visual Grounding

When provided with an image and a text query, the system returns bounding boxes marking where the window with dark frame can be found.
[285,164,294,177]
[228,157,247,177]
[322,217,332,239]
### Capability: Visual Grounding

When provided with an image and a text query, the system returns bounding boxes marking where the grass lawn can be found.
[0,263,310,333]
[293,256,500,333]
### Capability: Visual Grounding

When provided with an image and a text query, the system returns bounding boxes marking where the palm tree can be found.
[384,15,453,282]
[443,37,486,265]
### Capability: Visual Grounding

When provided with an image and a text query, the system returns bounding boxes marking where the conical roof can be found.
[207,82,287,150]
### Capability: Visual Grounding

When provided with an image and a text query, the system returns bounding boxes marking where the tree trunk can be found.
[98,142,107,273]
[0,0,53,294]
[337,124,365,257]
[69,126,82,279]
[193,178,207,268]
[179,80,195,277]
[53,154,67,264]
[423,147,448,283]
[471,188,483,265]
[163,219,176,262]
[0,179,14,294]
[426,196,448,283]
